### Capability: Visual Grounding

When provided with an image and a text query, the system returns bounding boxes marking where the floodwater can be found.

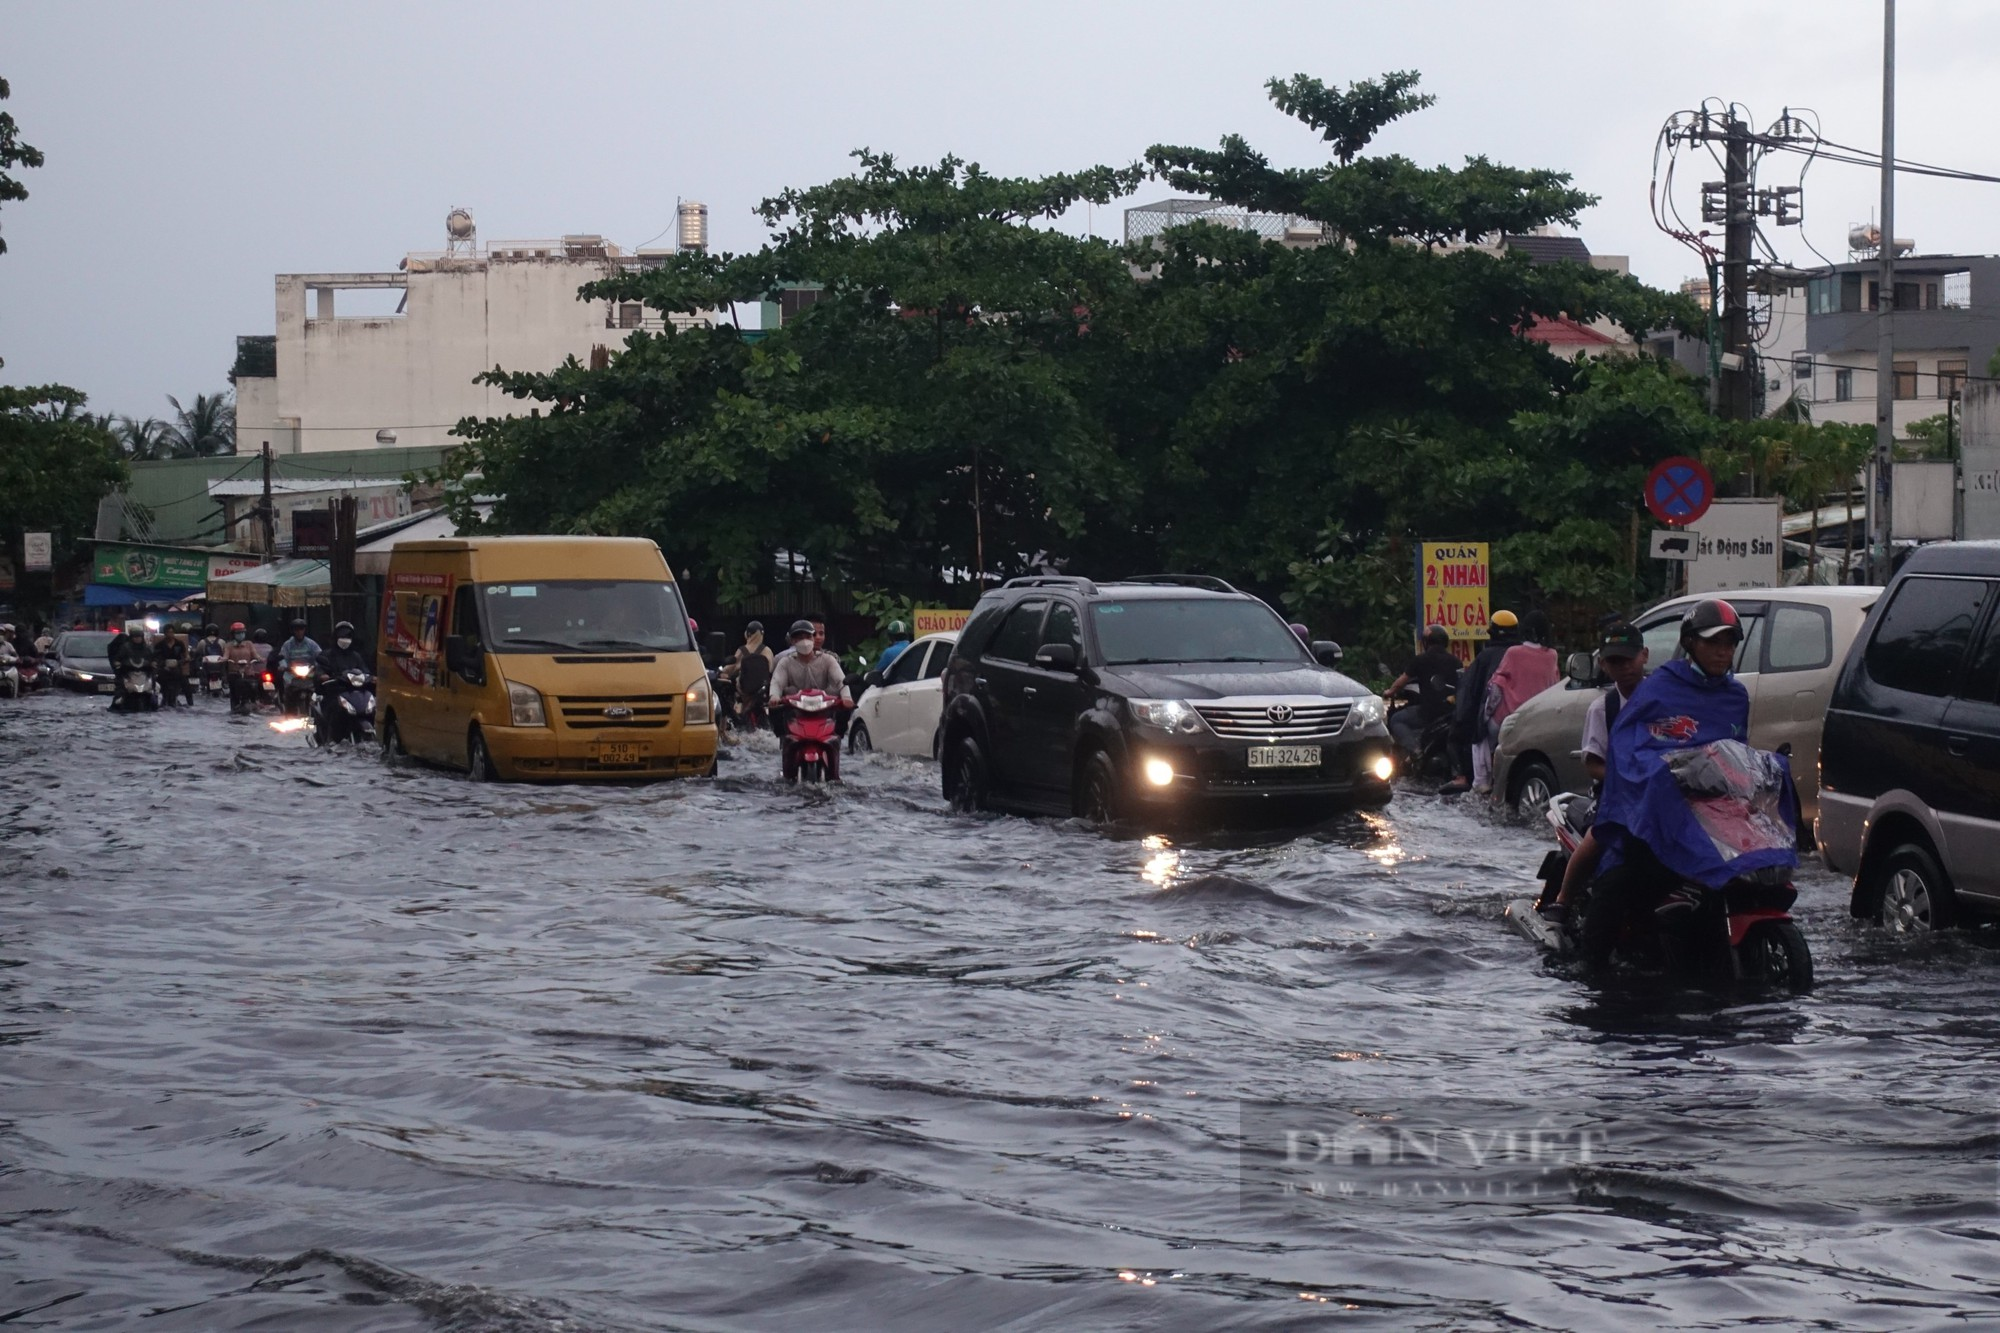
[2,690,1994,1331]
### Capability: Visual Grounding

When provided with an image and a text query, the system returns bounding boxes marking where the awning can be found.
[206,558,331,608]
[85,583,203,607]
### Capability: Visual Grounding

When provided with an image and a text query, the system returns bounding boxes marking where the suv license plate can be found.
[595,742,648,766]
[1247,745,1320,769]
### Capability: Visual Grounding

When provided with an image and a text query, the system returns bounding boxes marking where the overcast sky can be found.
[4,0,1996,420]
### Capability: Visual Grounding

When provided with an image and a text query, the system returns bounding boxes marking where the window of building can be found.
[1842,273,1864,312]
[1924,282,1940,310]
[618,303,643,329]
[1863,576,1991,696]
[1893,361,1919,400]
[1939,359,1968,400]
[1807,276,1837,315]
[1792,353,1814,381]
[1942,271,1973,309]
[1894,281,1922,311]
[1835,368,1854,401]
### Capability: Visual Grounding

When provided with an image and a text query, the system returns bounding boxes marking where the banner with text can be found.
[913,607,972,637]
[1418,542,1490,663]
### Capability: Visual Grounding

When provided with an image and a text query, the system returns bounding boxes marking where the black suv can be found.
[1820,541,2000,931]
[938,575,1395,822]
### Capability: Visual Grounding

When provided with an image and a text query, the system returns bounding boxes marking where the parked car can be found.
[938,574,1395,824]
[50,630,117,693]
[850,632,957,758]
[1491,587,1880,826]
[1820,542,2000,931]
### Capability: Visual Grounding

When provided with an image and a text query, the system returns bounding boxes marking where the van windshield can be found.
[476,581,694,654]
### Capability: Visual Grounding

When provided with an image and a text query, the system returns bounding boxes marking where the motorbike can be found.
[0,652,18,699]
[709,668,739,742]
[309,667,376,746]
[778,688,848,783]
[200,653,228,699]
[17,653,47,692]
[279,659,317,716]
[1387,681,1457,781]
[1506,785,1813,992]
[111,665,160,713]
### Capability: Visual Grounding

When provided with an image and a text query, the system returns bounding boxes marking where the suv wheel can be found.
[1077,749,1124,825]
[947,735,989,813]
[1857,842,1956,932]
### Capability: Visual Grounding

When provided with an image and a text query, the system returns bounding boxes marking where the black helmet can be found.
[290,618,307,631]
[1422,625,1449,648]
[1680,598,1743,644]
[787,619,815,641]
[333,620,354,637]
[252,629,269,643]
[745,620,763,634]
[204,623,219,636]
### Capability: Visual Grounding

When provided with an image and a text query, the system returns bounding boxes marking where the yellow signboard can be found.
[1417,542,1490,651]
[913,607,972,637]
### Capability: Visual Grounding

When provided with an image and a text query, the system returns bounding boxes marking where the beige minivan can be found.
[377,536,717,781]
[1490,586,1880,827]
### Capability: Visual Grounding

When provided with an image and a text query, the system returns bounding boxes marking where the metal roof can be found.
[121,445,456,545]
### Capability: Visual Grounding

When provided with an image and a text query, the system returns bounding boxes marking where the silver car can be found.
[50,630,118,693]
[1490,587,1880,828]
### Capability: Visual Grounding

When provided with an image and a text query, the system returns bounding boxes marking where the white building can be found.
[234,217,710,455]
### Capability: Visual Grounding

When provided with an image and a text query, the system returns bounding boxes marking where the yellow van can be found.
[376,536,716,781]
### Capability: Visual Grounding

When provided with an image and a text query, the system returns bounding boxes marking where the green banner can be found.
[91,542,210,590]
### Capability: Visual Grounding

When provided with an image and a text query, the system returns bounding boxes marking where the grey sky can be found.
[4,1,1996,420]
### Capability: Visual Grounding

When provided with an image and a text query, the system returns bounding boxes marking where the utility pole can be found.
[1720,114,1756,420]
[258,441,276,557]
[1870,0,1898,584]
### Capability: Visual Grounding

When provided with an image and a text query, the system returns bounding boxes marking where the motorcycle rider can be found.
[312,620,372,741]
[722,621,775,729]
[154,623,193,706]
[874,620,914,674]
[193,622,227,696]
[1570,599,1794,962]
[1383,625,1460,761]
[223,622,262,710]
[106,621,154,710]
[272,619,322,714]
[1539,622,1651,924]
[768,619,852,781]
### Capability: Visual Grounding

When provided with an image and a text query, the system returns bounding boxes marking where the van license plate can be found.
[595,742,648,766]
[1247,745,1320,769]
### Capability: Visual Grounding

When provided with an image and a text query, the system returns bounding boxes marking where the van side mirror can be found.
[1311,640,1343,668]
[1566,651,1598,685]
[1034,643,1078,672]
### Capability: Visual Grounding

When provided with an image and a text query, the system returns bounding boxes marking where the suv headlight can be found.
[1131,699,1207,735]
[1347,695,1387,730]
[507,679,547,727]
[684,674,714,726]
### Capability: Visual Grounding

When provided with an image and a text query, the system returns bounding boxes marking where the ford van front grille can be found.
[556,693,677,730]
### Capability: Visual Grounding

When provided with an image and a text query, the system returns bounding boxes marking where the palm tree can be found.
[115,415,172,460]
[158,391,236,457]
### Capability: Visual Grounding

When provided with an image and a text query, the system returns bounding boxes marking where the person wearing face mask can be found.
[223,621,262,711]
[311,620,373,740]
[768,619,852,781]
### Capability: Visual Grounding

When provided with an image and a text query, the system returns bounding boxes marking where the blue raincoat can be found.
[1595,658,1799,889]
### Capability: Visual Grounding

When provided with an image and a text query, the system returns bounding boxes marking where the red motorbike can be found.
[778,688,849,783]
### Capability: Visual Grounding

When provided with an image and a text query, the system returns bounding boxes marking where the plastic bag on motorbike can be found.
[1663,740,1794,862]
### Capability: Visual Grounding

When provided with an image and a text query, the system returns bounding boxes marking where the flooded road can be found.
[2,689,1994,1330]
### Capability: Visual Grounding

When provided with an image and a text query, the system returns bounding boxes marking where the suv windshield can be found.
[1092,597,1307,666]
[476,580,694,654]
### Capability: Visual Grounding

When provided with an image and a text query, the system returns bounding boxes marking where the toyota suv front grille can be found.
[1194,699,1352,740]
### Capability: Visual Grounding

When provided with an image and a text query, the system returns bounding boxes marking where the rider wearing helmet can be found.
[721,620,774,729]
[1571,598,1792,957]
[317,620,370,679]
[223,621,262,709]
[1384,625,1460,760]
[272,618,321,672]
[1442,608,1519,794]
[768,619,853,780]
[874,620,915,674]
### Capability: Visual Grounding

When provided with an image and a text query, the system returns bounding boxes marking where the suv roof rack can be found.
[1001,575,1099,594]
[1114,574,1240,594]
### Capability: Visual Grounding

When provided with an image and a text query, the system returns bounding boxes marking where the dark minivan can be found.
[938,575,1396,823]
[1820,541,2000,930]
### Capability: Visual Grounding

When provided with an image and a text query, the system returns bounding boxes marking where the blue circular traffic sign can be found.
[1645,456,1714,527]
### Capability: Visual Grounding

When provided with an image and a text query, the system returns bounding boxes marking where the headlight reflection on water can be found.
[268,717,311,734]
[1358,811,1405,867]
[1140,833,1180,888]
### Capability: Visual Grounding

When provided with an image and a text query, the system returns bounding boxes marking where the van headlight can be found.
[1131,699,1206,734]
[684,674,713,726]
[507,679,547,727]
[1347,695,1387,730]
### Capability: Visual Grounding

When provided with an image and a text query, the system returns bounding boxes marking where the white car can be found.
[850,632,958,758]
